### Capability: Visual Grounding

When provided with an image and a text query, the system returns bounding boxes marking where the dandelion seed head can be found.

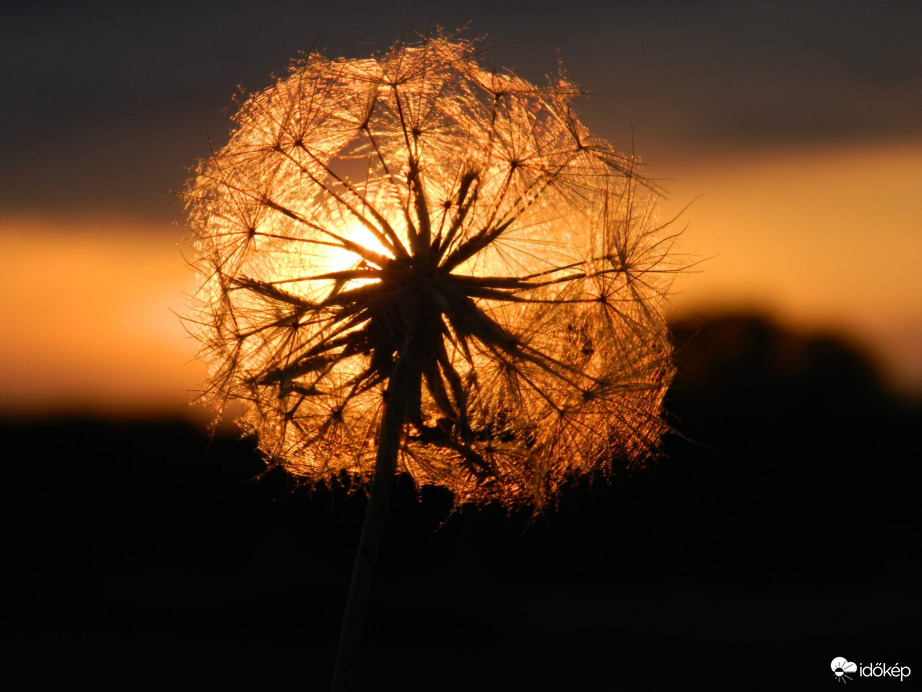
[185,32,676,508]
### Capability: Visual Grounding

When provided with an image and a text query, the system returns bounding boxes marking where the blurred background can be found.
[2,1,919,689]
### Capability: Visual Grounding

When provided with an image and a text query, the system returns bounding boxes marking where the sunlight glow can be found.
[185,33,676,507]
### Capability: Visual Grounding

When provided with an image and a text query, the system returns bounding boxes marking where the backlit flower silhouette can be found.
[185,33,676,510]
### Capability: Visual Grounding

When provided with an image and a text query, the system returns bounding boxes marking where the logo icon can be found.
[832,657,858,683]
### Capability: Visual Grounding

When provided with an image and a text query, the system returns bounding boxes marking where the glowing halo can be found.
[184,32,677,508]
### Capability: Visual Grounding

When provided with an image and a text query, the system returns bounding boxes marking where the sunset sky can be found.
[2,0,920,418]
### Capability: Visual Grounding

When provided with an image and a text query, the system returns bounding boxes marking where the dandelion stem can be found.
[330,370,407,692]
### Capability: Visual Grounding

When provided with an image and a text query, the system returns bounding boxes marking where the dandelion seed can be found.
[186,33,675,503]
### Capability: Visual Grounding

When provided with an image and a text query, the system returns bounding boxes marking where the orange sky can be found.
[0,217,205,419]
[1,140,920,419]
[659,139,922,395]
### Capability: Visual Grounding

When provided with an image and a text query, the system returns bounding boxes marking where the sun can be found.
[321,218,392,288]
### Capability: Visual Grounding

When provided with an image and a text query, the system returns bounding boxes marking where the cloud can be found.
[831,657,857,673]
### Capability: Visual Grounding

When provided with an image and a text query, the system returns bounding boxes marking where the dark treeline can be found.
[2,313,918,690]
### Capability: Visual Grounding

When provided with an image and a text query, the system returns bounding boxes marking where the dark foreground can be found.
[2,314,918,690]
